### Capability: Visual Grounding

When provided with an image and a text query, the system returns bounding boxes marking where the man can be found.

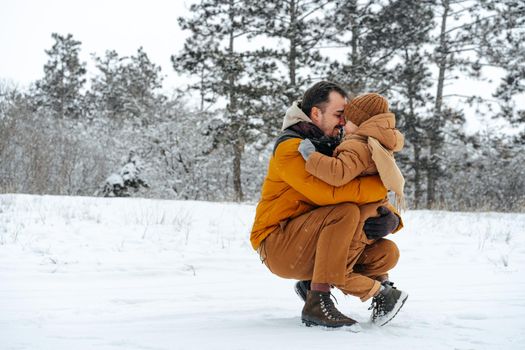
[250,81,407,331]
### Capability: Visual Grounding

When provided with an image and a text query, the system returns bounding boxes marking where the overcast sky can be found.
[1,0,519,134]
[0,0,192,89]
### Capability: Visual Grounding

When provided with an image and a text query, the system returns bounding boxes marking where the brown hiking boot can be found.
[301,290,361,332]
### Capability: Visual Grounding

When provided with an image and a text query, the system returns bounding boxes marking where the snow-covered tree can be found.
[366,0,435,208]
[392,52,432,209]
[442,132,525,211]
[173,0,280,201]
[88,48,165,125]
[35,33,86,119]
[423,0,493,208]
[253,0,333,105]
[103,151,149,197]
[325,0,426,96]
[475,1,525,129]
[171,34,218,113]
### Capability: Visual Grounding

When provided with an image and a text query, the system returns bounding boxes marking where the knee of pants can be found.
[380,239,400,270]
[329,202,360,226]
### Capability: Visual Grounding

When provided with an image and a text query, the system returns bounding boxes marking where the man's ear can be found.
[310,106,320,122]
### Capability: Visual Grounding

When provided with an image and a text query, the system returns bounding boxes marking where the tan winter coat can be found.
[305,112,406,209]
[305,113,403,184]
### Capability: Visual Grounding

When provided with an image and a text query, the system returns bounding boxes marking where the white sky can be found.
[0,0,521,135]
[0,0,193,90]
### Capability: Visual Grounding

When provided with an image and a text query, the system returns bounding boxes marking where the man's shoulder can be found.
[273,129,303,155]
[274,137,302,157]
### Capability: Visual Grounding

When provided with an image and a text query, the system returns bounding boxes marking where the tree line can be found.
[0,0,524,211]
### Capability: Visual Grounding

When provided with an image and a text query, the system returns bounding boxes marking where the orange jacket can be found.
[250,137,388,249]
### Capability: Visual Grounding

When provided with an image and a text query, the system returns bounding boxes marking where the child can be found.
[299,92,406,211]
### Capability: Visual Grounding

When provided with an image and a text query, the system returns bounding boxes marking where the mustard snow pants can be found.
[259,202,400,301]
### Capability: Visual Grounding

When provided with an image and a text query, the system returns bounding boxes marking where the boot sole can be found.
[302,318,362,333]
[294,282,308,302]
[374,291,408,326]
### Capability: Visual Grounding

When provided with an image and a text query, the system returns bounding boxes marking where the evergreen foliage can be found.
[88,48,165,125]
[1,2,524,211]
[475,0,525,126]
[172,0,280,201]
[34,33,87,119]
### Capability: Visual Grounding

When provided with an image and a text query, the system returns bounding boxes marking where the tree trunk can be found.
[287,0,297,105]
[233,135,244,202]
[427,0,449,209]
[404,48,425,209]
[200,67,205,112]
[407,87,423,209]
[349,0,360,96]
[228,0,243,202]
[413,143,423,208]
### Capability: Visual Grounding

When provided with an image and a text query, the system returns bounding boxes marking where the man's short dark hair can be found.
[300,81,348,117]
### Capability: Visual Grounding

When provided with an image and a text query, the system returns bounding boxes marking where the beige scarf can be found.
[368,137,407,211]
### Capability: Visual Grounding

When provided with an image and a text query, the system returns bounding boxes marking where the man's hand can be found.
[364,206,399,240]
[298,139,315,160]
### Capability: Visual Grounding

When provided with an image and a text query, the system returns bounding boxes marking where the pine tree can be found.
[254,0,333,105]
[424,0,485,208]
[326,0,384,96]
[379,0,434,208]
[173,0,279,201]
[172,35,218,113]
[103,151,149,197]
[325,0,436,97]
[89,48,164,125]
[35,33,86,119]
[475,1,525,127]
[391,51,434,208]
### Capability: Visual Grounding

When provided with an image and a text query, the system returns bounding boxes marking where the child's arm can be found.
[304,139,372,187]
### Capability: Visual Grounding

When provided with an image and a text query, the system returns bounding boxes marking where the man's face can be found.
[310,91,347,137]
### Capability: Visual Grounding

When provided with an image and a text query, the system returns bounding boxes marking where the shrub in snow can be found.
[103,152,149,197]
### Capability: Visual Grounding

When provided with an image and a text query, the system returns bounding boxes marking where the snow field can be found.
[0,194,524,349]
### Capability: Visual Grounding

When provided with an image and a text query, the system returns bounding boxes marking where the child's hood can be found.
[354,112,404,152]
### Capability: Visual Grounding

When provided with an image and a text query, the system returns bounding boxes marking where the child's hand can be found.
[298,139,315,160]
[344,120,358,135]
[363,206,399,239]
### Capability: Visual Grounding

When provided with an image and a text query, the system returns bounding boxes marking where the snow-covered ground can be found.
[1,194,524,350]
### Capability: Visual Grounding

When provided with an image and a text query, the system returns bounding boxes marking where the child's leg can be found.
[338,242,381,302]
[353,239,400,281]
[339,239,399,301]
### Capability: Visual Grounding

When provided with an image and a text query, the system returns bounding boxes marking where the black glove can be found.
[364,206,400,240]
